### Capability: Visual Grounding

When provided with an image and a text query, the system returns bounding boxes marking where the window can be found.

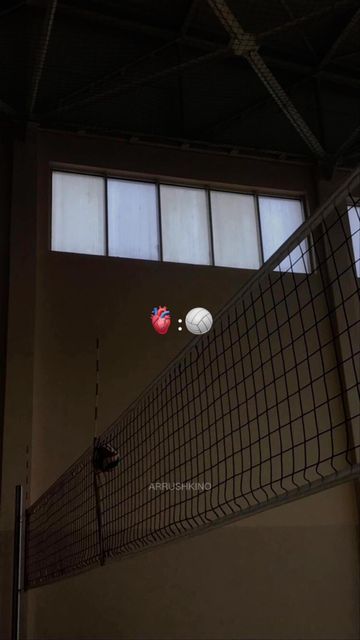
[160,185,211,265]
[210,191,261,269]
[52,172,106,256]
[259,196,310,274]
[51,170,309,274]
[108,179,159,260]
[348,205,360,277]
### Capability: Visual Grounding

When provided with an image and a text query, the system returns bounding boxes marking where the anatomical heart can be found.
[151,306,171,335]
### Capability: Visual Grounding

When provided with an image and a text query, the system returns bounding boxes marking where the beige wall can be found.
[0,134,38,640]
[1,130,359,639]
[0,135,11,472]
[0,135,12,640]
[26,484,359,640]
[31,130,321,497]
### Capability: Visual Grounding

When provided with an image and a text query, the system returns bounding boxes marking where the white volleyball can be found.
[185,307,213,335]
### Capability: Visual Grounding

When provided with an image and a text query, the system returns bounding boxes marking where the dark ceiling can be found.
[1,0,360,168]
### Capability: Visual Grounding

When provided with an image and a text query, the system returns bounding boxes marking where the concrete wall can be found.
[1,129,359,639]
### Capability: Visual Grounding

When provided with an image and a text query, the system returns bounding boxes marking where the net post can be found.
[92,336,105,565]
[93,437,105,566]
[11,485,23,640]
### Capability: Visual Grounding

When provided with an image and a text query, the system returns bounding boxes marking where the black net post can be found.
[11,485,23,640]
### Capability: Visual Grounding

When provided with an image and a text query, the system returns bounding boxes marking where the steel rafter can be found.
[264,55,360,89]
[39,46,230,118]
[28,0,58,115]
[36,0,357,43]
[196,72,313,139]
[319,7,360,69]
[51,39,179,113]
[257,0,358,39]
[335,123,360,165]
[0,1,25,18]
[180,0,201,36]
[278,0,317,60]
[28,1,360,89]
[208,0,326,159]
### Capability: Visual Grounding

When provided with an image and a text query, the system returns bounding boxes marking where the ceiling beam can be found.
[30,0,359,54]
[333,49,359,62]
[38,120,314,164]
[29,1,360,88]
[335,123,360,165]
[318,7,360,69]
[30,0,182,41]
[51,39,179,113]
[38,46,229,118]
[257,0,358,39]
[198,55,360,141]
[196,72,313,139]
[264,55,360,89]
[247,51,326,158]
[201,47,360,139]
[197,94,272,138]
[45,0,228,51]
[29,0,360,126]
[207,0,326,159]
[48,0,206,114]
[0,1,25,18]
[180,0,201,36]
[28,0,58,115]
[278,0,317,60]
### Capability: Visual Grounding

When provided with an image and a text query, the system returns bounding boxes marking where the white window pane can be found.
[52,172,105,255]
[210,191,260,269]
[160,185,211,265]
[259,196,310,274]
[108,179,159,260]
[348,205,360,277]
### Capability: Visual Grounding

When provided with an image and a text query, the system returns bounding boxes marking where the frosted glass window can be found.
[259,196,310,273]
[160,185,211,265]
[52,172,105,255]
[210,191,261,269]
[108,179,159,260]
[348,205,360,277]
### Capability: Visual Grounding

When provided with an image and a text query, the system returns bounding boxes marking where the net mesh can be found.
[25,170,360,588]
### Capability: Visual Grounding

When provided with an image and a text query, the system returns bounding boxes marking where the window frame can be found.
[51,170,108,257]
[347,201,360,278]
[209,189,263,270]
[159,183,213,266]
[106,177,161,261]
[257,192,313,274]
[49,166,312,272]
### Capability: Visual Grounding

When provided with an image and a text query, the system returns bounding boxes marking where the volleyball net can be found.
[25,169,360,588]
